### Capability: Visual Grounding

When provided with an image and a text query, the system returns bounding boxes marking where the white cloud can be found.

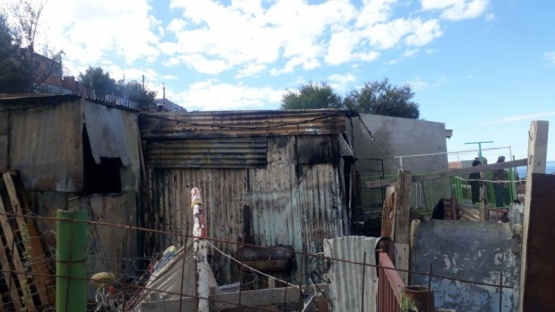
[33,0,160,65]
[421,0,489,20]
[406,76,445,90]
[484,111,555,125]
[403,48,419,57]
[544,51,555,64]
[328,73,357,92]
[484,13,495,21]
[168,80,284,110]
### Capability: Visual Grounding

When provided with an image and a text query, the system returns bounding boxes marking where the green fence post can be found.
[56,209,88,312]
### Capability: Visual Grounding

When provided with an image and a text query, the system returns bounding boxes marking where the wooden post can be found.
[192,187,210,312]
[520,121,549,312]
[394,169,412,284]
[479,171,487,221]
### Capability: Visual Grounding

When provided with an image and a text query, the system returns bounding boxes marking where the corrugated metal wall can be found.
[8,100,84,191]
[146,137,267,169]
[146,135,347,282]
[324,236,380,312]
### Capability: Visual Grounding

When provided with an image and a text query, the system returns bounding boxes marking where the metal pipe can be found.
[56,209,88,312]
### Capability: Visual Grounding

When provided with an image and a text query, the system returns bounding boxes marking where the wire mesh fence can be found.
[0,208,518,312]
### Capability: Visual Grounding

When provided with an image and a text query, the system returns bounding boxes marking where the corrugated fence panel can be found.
[9,100,84,191]
[147,168,248,283]
[146,138,267,169]
[324,236,380,312]
[139,109,346,138]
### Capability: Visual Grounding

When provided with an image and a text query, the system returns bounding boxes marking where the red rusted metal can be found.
[378,252,405,312]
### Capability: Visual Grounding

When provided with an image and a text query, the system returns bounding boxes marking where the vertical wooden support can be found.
[192,187,209,312]
[394,169,412,284]
[520,121,549,312]
[479,171,487,221]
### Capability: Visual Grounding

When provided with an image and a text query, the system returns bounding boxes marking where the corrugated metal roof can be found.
[324,236,380,312]
[139,109,346,139]
[146,137,267,169]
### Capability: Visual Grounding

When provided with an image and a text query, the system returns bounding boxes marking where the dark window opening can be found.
[83,126,122,194]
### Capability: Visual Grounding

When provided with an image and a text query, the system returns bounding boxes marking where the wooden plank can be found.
[365,158,527,188]
[380,185,397,238]
[394,170,412,244]
[0,195,32,310]
[3,172,47,310]
[11,173,55,305]
[520,120,549,312]
[140,284,330,311]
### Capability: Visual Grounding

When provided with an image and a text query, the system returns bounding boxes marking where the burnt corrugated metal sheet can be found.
[83,101,132,166]
[146,135,347,283]
[139,109,346,139]
[145,137,267,169]
[324,236,380,312]
[8,99,84,191]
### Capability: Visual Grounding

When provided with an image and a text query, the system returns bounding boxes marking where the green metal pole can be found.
[465,141,494,163]
[56,209,88,312]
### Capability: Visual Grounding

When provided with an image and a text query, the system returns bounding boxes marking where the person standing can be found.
[469,159,481,204]
[493,156,508,207]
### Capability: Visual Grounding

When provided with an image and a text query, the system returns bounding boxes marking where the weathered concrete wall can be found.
[349,114,451,207]
[411,221,521,311]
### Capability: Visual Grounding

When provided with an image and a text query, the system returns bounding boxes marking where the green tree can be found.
[79,66,118,98]
[281,81,343,109]
[344,79,420,119]
[120,81,156,110]
[0,13,29,93]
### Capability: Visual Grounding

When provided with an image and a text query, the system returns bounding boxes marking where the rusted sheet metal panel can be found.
[9,100,84,191]
[147,135,348,283]
[145,137,267,169]
[323,236,379,312]
[523,173,555,312]
[83,101,133,166]
[139,109,346,139]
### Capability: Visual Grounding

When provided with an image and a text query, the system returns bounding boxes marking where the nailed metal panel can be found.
[139,109,346,139]
[324,236,380,312]
[83,101,131,166]
[146,138,267,169]
[8,100,84,191]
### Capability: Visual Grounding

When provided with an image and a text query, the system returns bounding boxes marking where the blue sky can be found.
[5,0,555,161]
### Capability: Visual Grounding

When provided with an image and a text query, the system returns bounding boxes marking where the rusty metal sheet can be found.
[147,136,348,283]
[83,101,131,166]
[8,100,84,191]
[146,137,267,169]
[324,236,380,312]
[139,109,346,139]
[523,173,555,312]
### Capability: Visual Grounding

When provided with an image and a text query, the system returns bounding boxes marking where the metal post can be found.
[465,141,494,163]
[192,187,210,312]
[56,209,88,312]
